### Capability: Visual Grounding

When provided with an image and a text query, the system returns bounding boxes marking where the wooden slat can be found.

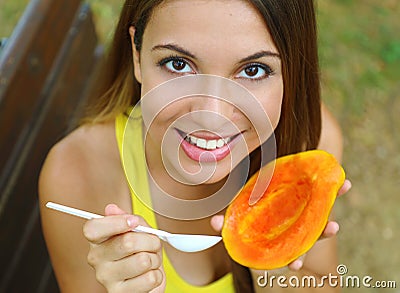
[0,2,102,292]
[0,0,81,173]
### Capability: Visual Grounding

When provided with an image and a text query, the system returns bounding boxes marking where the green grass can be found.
[318,1,400,117]
[1,0,399,290]
[0,0,30,38]
[318,1,400,287]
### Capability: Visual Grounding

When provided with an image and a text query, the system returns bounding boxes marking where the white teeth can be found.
[206,140,217,150]
[216,139,225,148]
[190,136,197,145]
[184,133,232,150]
[196,138,207,149]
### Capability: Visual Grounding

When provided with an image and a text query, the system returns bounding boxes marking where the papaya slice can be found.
[222,150,345,270]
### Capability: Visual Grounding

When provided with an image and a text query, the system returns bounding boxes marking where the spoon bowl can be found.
[46,202,222,253]
[165,234,222,253]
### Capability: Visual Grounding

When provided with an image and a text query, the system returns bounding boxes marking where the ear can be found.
[129,26,142,83]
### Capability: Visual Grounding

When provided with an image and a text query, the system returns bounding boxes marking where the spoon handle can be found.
[46,202,171,239]
[133,226,171,239]
[46,202,103,219]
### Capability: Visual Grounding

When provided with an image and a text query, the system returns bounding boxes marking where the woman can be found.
[39,0,350,292]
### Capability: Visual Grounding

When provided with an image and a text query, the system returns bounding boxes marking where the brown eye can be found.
[245,66,259,77]
[159,57,193,73]
[172,60,186,71]
[237,63,273,80]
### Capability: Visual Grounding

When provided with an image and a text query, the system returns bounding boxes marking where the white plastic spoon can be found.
[46,202,222,253]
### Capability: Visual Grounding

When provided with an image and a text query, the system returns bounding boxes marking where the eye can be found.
[236,64,273,80]
[158,57,194,74]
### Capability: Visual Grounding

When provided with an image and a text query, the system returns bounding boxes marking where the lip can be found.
[183,131,229,140]
[175,129,241,162]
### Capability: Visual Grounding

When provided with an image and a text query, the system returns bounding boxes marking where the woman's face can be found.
[130,0,283,185]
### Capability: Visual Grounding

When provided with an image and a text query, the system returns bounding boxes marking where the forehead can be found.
[144,0,277,53]
[155,0,260,19]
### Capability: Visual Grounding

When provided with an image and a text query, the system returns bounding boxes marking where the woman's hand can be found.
[211,179,352,271]
[83,204,165,293]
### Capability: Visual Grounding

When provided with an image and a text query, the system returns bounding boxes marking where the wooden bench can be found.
[0,0,103,291]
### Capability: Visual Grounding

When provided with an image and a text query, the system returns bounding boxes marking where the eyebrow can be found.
[151,43,280,62]
[152,44,197,59]
[239,51,280,63]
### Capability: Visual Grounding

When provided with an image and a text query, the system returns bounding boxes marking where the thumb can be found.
[210,215,224,233]
[104,204,127,216]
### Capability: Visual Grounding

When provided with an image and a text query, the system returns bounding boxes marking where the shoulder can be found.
[39,120,130,214]
[38,121,130,291]
[318,103,343,163]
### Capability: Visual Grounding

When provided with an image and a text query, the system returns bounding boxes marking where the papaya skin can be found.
[222,150,345,270]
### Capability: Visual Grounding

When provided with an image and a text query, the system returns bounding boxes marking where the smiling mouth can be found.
[174,128,242,162]
[176,129,241,151]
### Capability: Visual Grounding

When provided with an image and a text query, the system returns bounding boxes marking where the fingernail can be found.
[212,215,224,225]
[332,222,340,234]
[292,260,303,271]
[325,222,340,238]
[346,179,352,189]
[127,216,138,227]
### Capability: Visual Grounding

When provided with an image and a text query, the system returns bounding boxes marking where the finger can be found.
[105,203,127,216]
[121,252,161,279]
[94,254,161,291]
[87,228,162,268]
[100,232,162,261]
[83,214,139,244]
[320,221,339,240]
[337,179,352,197]
[210,215,224,233]
[106,252,162,281]
[288,254,306,271]
[115,269,164,293]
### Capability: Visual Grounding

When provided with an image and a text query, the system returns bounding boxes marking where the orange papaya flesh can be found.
[222,150,345,270]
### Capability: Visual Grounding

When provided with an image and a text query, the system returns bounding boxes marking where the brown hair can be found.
[81,0,163,124]
[83,0,321,157]
[82,1,321,290]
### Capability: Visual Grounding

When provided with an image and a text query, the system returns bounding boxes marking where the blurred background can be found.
[1,0,399,292]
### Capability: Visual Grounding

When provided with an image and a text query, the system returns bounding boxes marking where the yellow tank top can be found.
[115,108,235,293]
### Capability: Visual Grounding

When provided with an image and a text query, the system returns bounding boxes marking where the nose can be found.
[189,96,237,131]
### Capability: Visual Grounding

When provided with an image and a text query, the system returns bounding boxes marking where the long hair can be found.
[81,0,163,124]
[252,0,321,156]
[82,0,321,156]
[81,0,321,290]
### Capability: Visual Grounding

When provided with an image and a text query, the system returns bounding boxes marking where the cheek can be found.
[137,56,165,96]
[251,80,284,133]
[144,100,191,146]
[263,93,283,130]
[265,81,284,128]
